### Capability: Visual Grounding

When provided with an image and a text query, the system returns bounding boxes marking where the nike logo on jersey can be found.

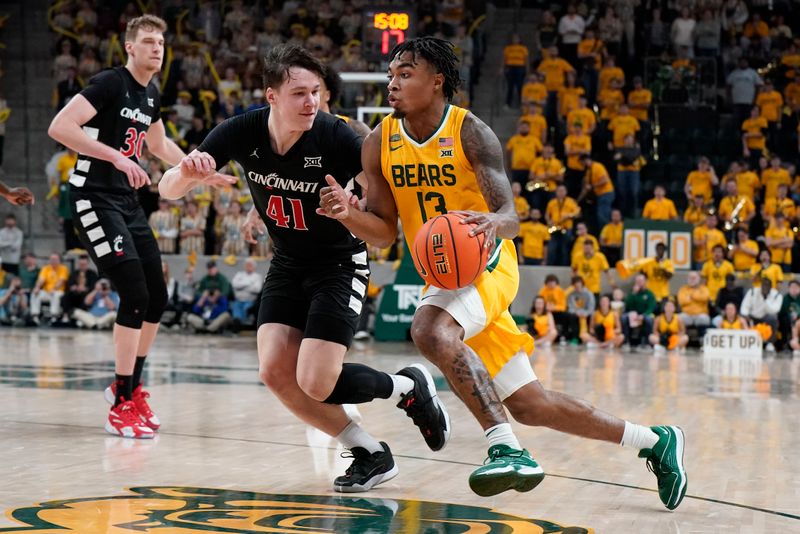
[304,156,322,168]
[251,148,259,158]
[147,97,154,107]
[389,144,404,151]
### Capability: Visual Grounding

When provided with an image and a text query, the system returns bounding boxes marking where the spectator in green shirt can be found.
[197,260,232,299]
[17,253,40,291]
[622,273,656,349]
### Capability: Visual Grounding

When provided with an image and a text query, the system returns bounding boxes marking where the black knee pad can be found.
[105,261,149,329]
[141,257,167,323]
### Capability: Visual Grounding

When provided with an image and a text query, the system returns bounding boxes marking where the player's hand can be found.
[241,207,266,245]
[114,155,150,189]
[317,174,352,220]
[203,172,238,188]
[179,150,217,180]
[451,210,507,254]
[3,187,34,206]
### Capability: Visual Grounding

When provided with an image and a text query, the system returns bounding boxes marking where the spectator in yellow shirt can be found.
[505,120,542,185]
[614,133,644,218]
[764,212,793,272]
[641,243,675,304]
[558,71,585,118]
[518,208,550,265]
[563,123,592,198]
[750,249,783,288]
[600,209,624,266]
[677,271,711,331]
[577,27,604,71]
[572,239,613,297]
[503,33,529,107]
[528,296,558,346]
[642,185,678,220]
[570,221,599,262]
[518,103,548,143]
[755,81,783,124]
[521,72,547,107]
[761,155,792,201]
[684,194,709,227]
[763,183,796,222]
[527,143,564,210]
[649,299,689,352]
[29,253,70,324]
[511,182,530,220]
[701,244,735,301]
[742,106,768,167]
[579,155,615,230]
[581,294,625,348]
[717,179,755,229]
[741,12,770,55]
[566,96,597,135]
[537,45,575,92]
[599,55,625,93]
[729,227,759,272]
[684,156,719,204]
[545,184,581,266]
[538,273,568,339]
[598,78,625,120]
[730,161,761,199]
[693,214,727,269]
[607,104,640,149]
[627,76,653,123]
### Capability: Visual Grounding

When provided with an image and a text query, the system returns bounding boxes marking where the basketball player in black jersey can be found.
[48,15,235,439]
[159,44,450,492]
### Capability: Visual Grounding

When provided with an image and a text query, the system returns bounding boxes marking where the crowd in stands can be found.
[506,1,800,355]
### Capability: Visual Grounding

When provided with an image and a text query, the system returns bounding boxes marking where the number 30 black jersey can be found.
[70,67,161,195]
[198,108,366,263]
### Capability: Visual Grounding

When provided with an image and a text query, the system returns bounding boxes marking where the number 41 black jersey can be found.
[198,108,366,263]
[70,67,161,195]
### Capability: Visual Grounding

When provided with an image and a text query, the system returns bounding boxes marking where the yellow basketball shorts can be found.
[419,240,536,399]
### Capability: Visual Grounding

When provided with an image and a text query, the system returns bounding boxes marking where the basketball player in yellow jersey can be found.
[318,37,687,509]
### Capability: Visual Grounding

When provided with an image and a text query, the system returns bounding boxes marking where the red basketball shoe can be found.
[105,400,155,439]
[105,383,161,430]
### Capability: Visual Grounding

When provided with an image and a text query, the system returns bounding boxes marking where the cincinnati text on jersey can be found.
[119,107,153,126]
[247,171,320,193]
[390,163,457,188]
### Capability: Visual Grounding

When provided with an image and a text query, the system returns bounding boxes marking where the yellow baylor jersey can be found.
[381,104,488,247]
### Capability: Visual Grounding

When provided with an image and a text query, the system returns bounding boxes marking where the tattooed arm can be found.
[455,113,520,248]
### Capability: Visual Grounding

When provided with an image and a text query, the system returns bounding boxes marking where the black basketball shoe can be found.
[396,363,451,451]
[333,441,399,493]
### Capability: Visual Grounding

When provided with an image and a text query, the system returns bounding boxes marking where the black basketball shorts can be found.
[70,192,161,271]
[258,251,370,348]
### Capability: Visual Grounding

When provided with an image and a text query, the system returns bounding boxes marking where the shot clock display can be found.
[361,7,416,62]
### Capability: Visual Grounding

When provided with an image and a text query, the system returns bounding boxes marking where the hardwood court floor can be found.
[0,329,798,533]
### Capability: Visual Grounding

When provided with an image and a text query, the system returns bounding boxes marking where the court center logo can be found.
[0,486,593,533]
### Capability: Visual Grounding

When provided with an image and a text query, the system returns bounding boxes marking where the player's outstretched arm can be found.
[146,119,188,167]
[48,94,150,189]
[0,180,34,206]
[453,112,520,247]
[159,150,237,200]
[317,125,398,247]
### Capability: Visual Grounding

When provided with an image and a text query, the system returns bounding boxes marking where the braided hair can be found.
[389,37,462,100]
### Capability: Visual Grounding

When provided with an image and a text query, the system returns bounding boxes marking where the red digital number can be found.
[265,195,308,231]
[120,127,146,159]
[381,29,405,54]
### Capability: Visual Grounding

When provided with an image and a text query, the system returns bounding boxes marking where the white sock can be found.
[620,421,659,450]
[336,421,384,454]
[389,374,415,402]
[484,423,522,450]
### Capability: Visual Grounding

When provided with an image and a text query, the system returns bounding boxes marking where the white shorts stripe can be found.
[79,211,99,227]
[348,295,363,315]
[86,226,106,243]
[83,126,99,139]
[69,174,86,187]
[354,268,369,277]
[76,159,91,173]
[352,251,367,266]
[75,199,92,213]
[93,242,112,258]
[352,277,366,298]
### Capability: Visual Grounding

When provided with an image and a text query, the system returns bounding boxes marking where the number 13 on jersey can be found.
[417,191,447,222]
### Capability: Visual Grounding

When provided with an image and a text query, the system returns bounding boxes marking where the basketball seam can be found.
[473,225,484,284]
[443,216,460,289]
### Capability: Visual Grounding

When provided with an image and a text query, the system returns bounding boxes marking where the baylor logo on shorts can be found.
[1,486,593,533]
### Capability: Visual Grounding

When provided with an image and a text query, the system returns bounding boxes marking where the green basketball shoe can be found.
[638,425,687,510]
[468,444,545,497]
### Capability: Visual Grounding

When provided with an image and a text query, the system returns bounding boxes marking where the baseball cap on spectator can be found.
[207,260,217,269]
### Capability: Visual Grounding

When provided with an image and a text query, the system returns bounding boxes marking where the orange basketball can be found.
[412,213,489,290]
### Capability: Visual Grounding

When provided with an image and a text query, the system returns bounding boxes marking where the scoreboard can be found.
[361,7,416,62]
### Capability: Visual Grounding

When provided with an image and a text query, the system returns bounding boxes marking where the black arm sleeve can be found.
[80,69,123,113]
[196,117,238,171]
[329,117,364,186]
